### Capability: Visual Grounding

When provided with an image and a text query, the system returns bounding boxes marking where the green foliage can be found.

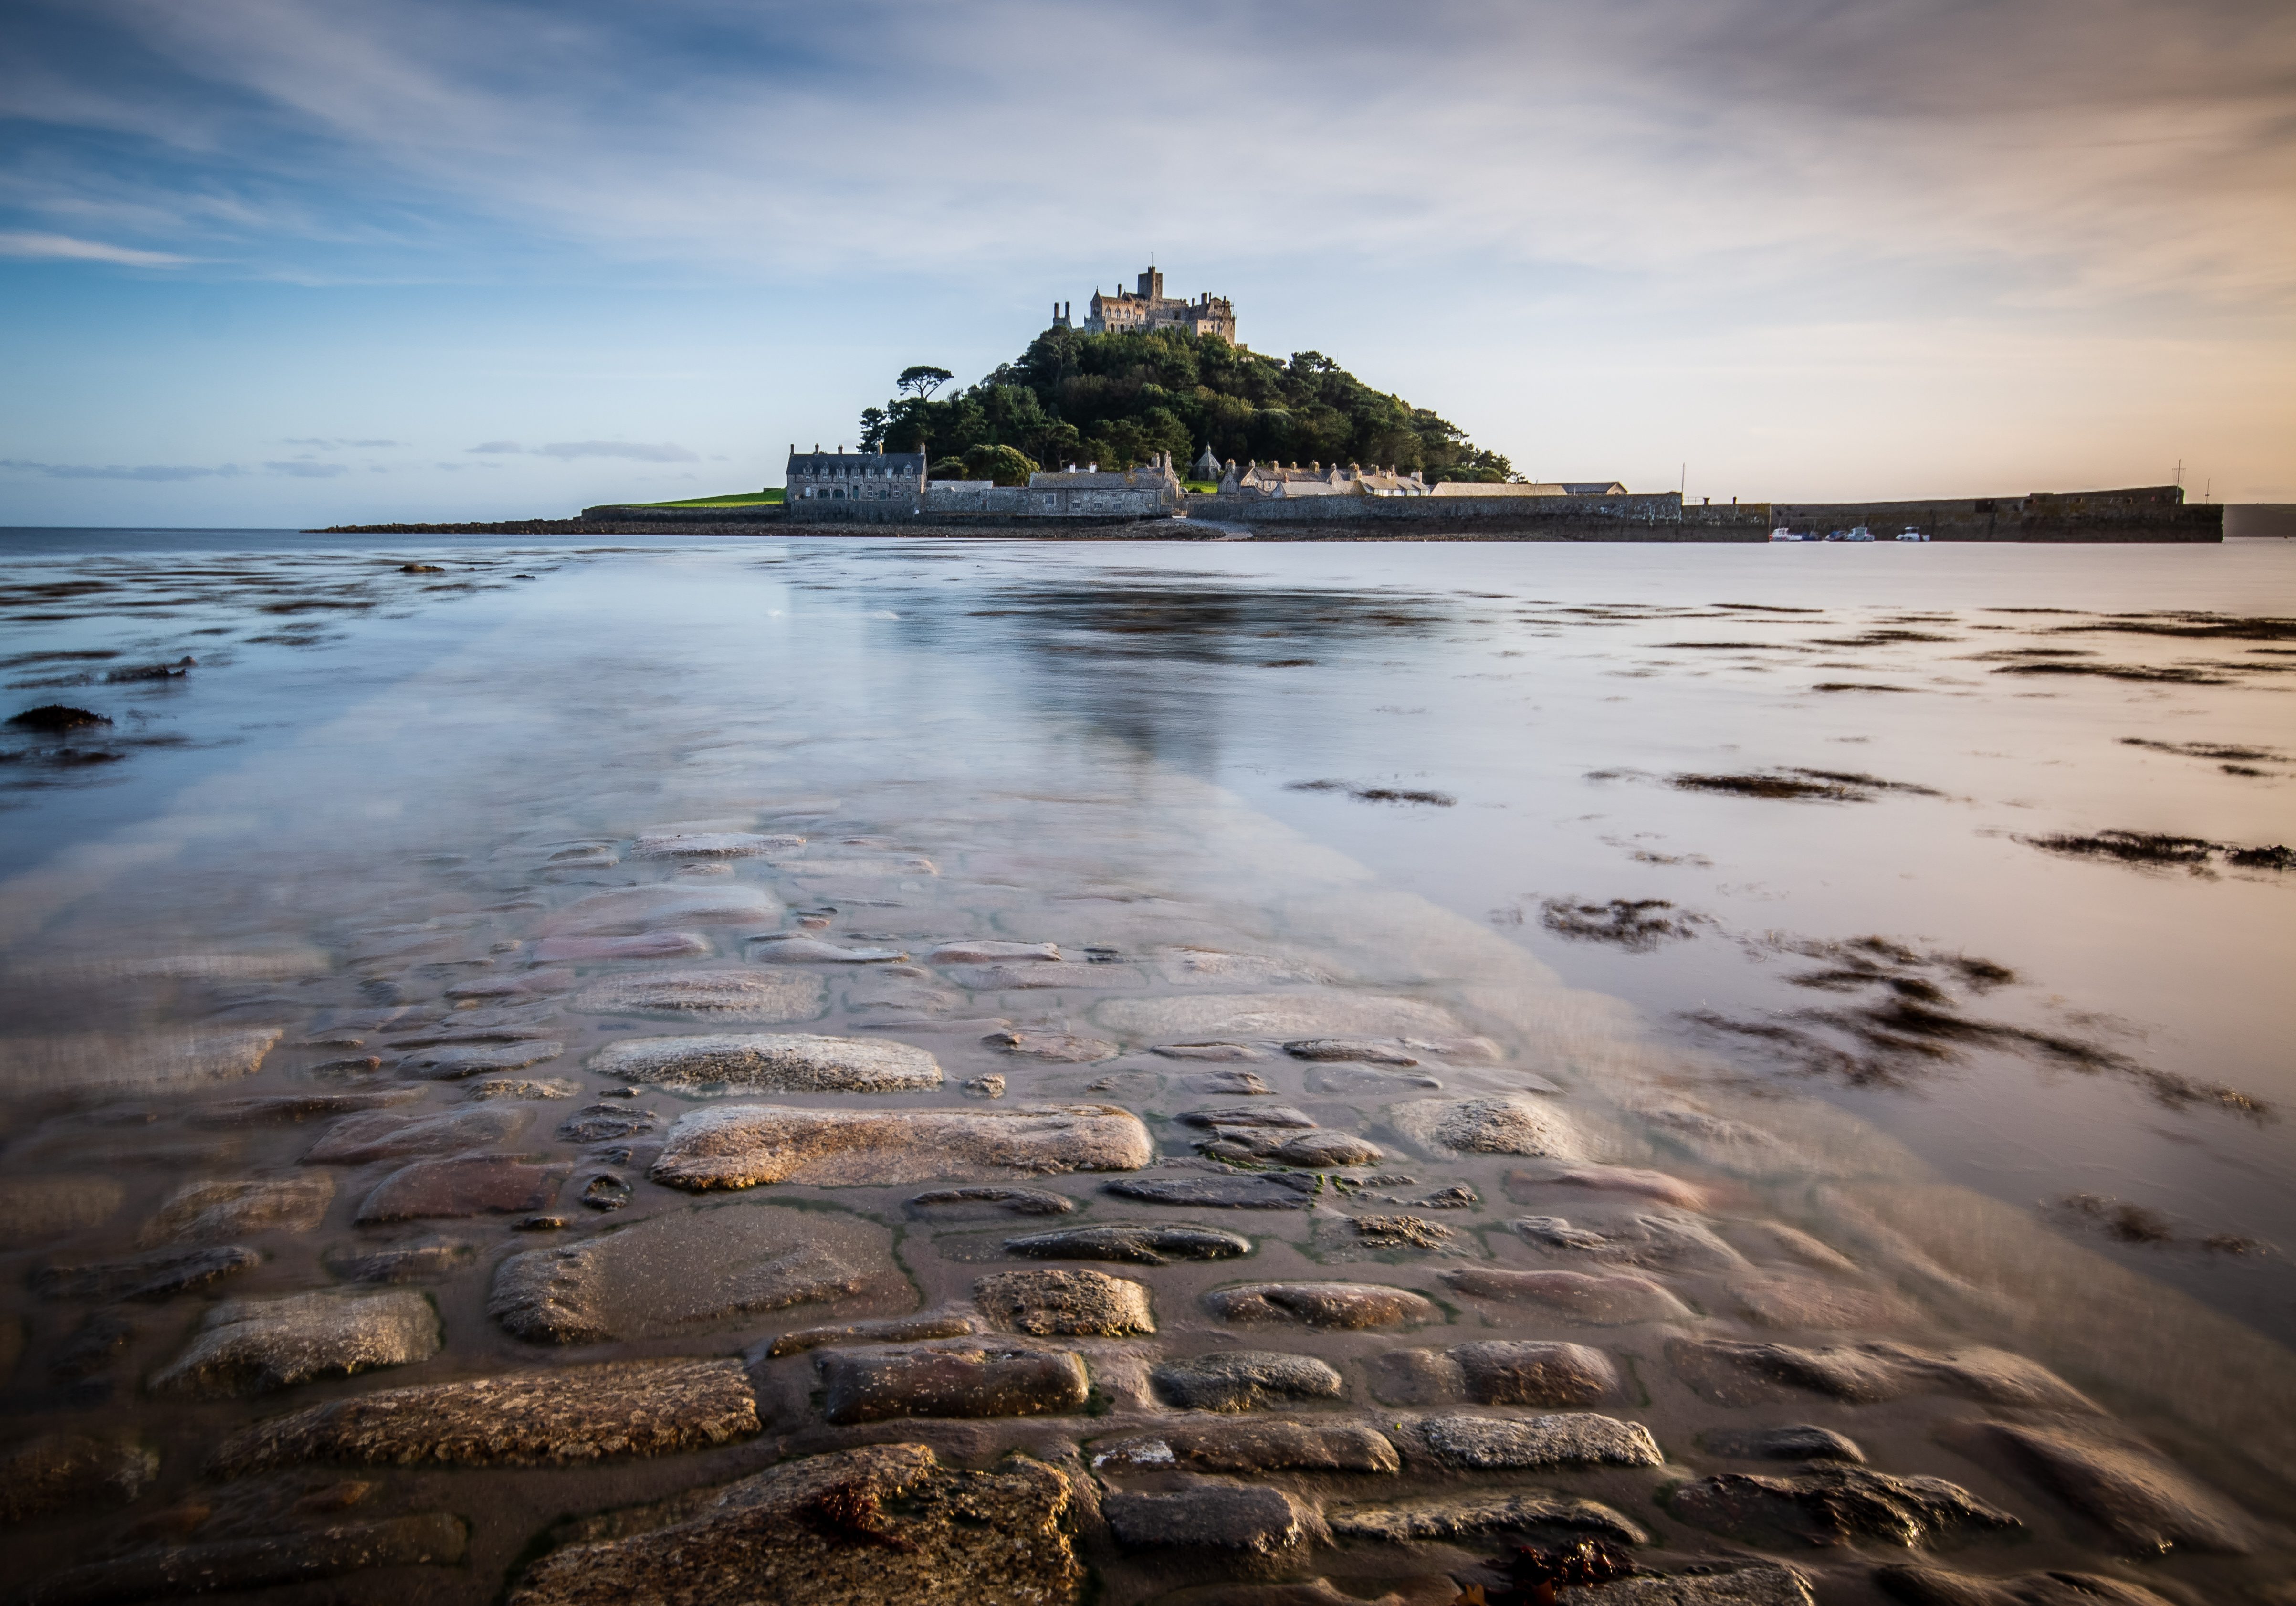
[858,328,1511,481]
[638,489,784,506]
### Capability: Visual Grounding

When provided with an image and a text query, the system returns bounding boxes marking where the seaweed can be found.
[2120,737,2282,763]
[1287,779,1456,806]
[1807,630,1958,646]
[1539,897,1707,951]
[1810,683,1918,693]
[2051,612,2296,642]
[7,704,111,732]
[1673,769,1940,802]
[1992,662,2233,684]
[2023,830,2293,873]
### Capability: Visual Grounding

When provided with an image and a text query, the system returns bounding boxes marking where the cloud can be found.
[262,459,348,476]
[0,230,191,266]
[0,458,244,480]
[535,440,699,462]
[283,436,403,447]
[462,438,699,461]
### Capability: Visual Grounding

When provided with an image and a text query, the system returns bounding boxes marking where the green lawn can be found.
[631,489,785,507]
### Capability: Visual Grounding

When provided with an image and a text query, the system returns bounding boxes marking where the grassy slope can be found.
[628,489,785,507]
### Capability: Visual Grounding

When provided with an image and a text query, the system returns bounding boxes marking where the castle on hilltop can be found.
[1053,267,1236,345]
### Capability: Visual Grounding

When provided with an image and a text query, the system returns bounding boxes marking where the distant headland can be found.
[324,267,2225,543]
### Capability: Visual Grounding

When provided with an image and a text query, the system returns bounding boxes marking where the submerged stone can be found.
[556,1102,657,1142]
[651,1103,1152,1189]
[1418,1413,1663,1470]
[1104,1486,1320,1554]
[25,1512,467,1606]
[1441,1267,1693,1325]
[1152,1350,1346,1412]
[1671,1465,2022,1548]
[1705,1425,1866,1464]
[1004,1223,1252,1265]
[747,934,906,963]
[323,1239,476,1284]
[817,1342,1090,1423]
[1871,1564,2176,1606]
[528,932,712,963]
[187,1091,423,1125]
[304,1106,526,1164]
[630,830,802,858]
[539,884,782,935]
[1107,1173,1321,1209]
[1375,1341,1619,1407]
[1270,1130,1384,1167]
[0,1177,126,1246]
[589,1031,938,1092]
[397,1041,565,1078]
[1206,1281,1437,1329]
[764,1314,981,1356]
[33,1245,259,1302]
[1193,1070,1276,1095]
[0,1434,159,1522]
[506,1443,1080,1606]
[1730,1273,1912,1330]
[1095,1419,1400,1475]
[1327,1489,1646,1546]
[984,1029,1119,1062]
[1178,1105,1318,1129]
[1513,1213,1745,1272]
[568,969,825,1022]
[208,1356,758,1473]
[1562,1565,1815,1606]
[1669,1339,2095,1411]
[150,1288,440,1397]
[489,1200,903,1343]
[976,1268,1154,1336]
[1973,1420,2255,1554]
[1283,1039,1419,1064]
[907,1186,1076,1217]
[138,1175,334,1246]
[3,1028,281,1098]
[929,940,1062,964]
[1391,1097,1581,1158]
[356,1155,566,1223]
[1525,1163,1710,1211]
[1096,992,1466,1044]
[1153,1042,1269,1062]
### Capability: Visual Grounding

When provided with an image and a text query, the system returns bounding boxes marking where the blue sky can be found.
[2,0,2291,525]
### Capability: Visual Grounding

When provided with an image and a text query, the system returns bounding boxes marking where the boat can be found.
[1895,527,1928,541]
[1769,527,1805,542]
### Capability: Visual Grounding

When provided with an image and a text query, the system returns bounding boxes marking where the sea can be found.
[1,526,2291,1602]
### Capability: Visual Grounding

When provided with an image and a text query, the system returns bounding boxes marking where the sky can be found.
[1,0,2291,526]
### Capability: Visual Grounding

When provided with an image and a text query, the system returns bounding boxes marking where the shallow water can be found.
[1,529,2291,1604]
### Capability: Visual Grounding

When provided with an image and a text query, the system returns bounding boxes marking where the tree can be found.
[897,365,954,403]
[858,406,888,451]
[962,443,1038,486]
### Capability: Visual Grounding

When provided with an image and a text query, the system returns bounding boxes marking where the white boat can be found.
[1844,525,1876,542]
[1770,527,1799,542]
[1896,527,1928,542]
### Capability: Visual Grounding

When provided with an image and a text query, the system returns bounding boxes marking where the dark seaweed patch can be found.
[1693,935,2262,1116]
[2022,830,2293,873]
[1655,641,1803,651]
[1257,658,1316,668]
[8,704,111,732]
[2120,738,2282,763]
[2051,612,2296,642]
[1673,769,1940,802]
[1538,897,1708,951]
[1714,604,1825,613]
[1810,683,1918,693]
[1807,631,1958,646]
[1993,662,2232,685]
[1287,779,1455,806]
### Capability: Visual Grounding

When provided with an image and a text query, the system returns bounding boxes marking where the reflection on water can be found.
[0,530,2291,1605]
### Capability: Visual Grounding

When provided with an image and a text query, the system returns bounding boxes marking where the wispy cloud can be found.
[282,436,402,447]
[0,230,190,266]
[262,459,348,476]
[466,439,699,462]
[0,458,242,481]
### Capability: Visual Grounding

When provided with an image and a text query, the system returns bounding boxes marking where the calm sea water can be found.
[2,526,2291,1600]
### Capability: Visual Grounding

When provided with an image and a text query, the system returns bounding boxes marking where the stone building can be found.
[1055,268,1236,345]
[785,445,926,519]
[1217,461,1431,498]
[923,454,1185,518]
[1428,479,1627,497]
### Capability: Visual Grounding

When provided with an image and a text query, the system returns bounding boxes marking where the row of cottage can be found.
[783,444,1625,521]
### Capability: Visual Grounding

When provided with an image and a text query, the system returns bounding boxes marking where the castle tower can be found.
[1137,267,1164,300]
